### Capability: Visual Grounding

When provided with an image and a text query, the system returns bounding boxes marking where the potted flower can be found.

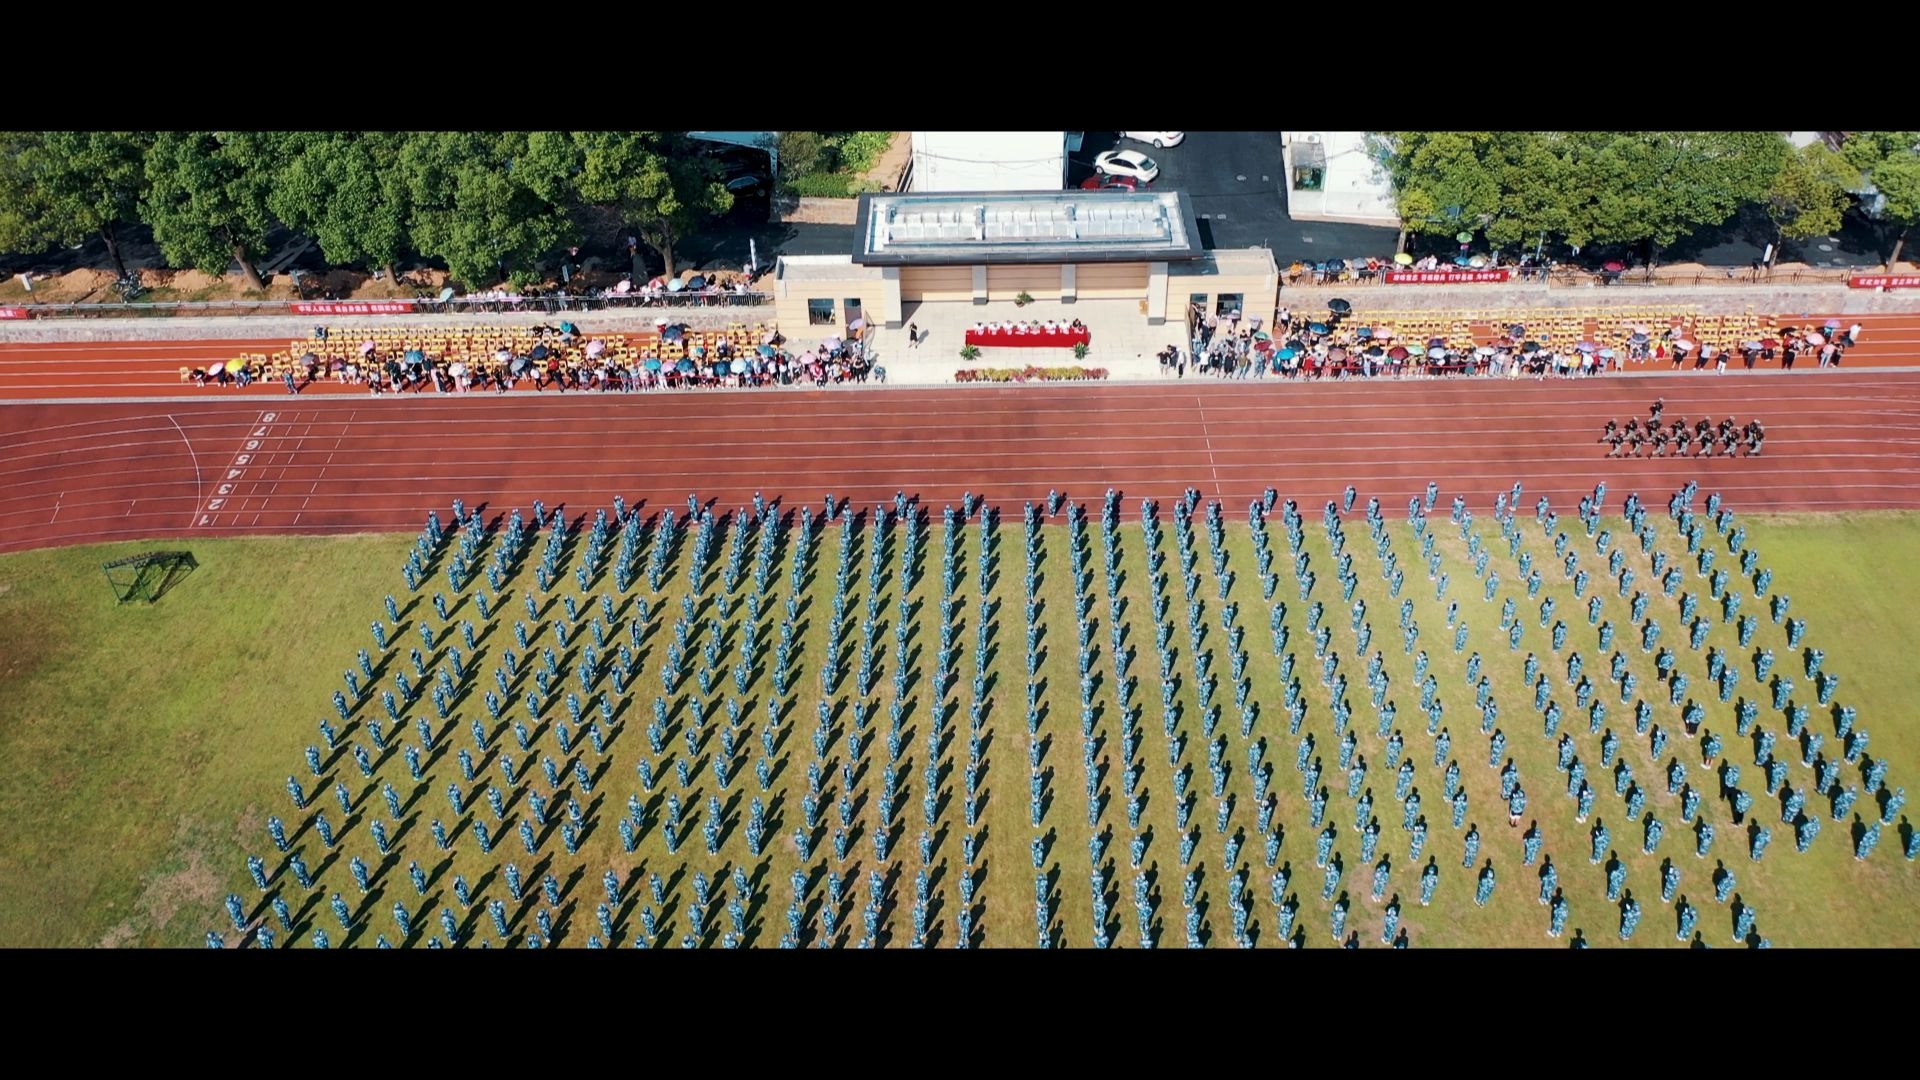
[960,344,981,362]
[1015,291,1034,307]
[1072,342,1089,360]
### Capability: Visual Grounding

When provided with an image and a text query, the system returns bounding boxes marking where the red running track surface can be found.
[3,373,1918,555]
[0,311,1917,398]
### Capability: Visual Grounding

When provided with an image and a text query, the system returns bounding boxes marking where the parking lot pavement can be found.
[1071,131,1400,265]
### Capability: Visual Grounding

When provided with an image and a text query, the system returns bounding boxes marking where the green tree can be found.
[1369,131,1503,254]
[1759,143,1859,266]
[539,131,732,281]
[776,130,829,190]
[141,131,284,290]
[269,132,413,284]
[1562,132,1787,266]
[0,131,153,279]
[1871,155,1920,268]
[1839,131,1920,175]
[396,132,572,289]
[1838,132,1920,267]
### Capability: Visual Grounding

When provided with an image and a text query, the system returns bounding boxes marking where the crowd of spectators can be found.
[193,320,880,395]
[1165,304,1861,381]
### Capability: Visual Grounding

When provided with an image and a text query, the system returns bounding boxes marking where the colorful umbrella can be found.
[1427,347,1447,359]
[1364,346,1385,358]
[1575,342,1596,353]
[1603,261,1626,273]
[757,345,776,357]
[1388,346,1409,361]
[1804,332,1825,346]
[208,361,226,375]
[1308,322,1328,335]
[1761,338,1780,350]
[586,340,606,358]
[1629,333,1649,345]
[676,359,696,373]
[644,358,662,371]
[1823,318,1842,329]
[1597,349,1615,359]
[730,359,748,374]
[1475,346,1497,356]
[1328,298,1352,314]
[1394,253,1414,266]
[1355,327,1373,340]
[359,341,376,355]
[1672,339,1694,351]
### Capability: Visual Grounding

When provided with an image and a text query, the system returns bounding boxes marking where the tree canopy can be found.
[1838,132,1920,266]
[141,131,283,290]
[1370,131,1798,262]
[1,130,744,290]
[0,131,153,278]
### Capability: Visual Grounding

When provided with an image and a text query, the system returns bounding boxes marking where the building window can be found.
[807,299,835,326]
[1215,293,1244,317]
[844,298,863,326]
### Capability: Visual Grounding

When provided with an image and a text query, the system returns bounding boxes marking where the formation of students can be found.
[1601,398,1766,458]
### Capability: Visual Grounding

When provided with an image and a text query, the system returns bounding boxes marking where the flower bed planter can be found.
[954,366,1109,383]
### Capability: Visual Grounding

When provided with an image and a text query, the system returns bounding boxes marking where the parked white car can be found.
[1120,131,1185,148]
[1094,149,1161,184]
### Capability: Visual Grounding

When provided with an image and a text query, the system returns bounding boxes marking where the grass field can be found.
[0,495,1915,948]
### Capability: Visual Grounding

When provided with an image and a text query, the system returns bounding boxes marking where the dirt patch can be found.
[96,921,139,949]
[862,131,912,192]
[232,803,264,851]
[135,818,223,932]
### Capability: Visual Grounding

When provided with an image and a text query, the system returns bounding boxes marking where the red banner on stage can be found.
[290,301,419,315]
[0,306,30,320]
[1383,269,1512,284]
[964,327,1092,348]
[1848,274,1920,289]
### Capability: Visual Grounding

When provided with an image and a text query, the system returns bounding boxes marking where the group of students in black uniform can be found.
[1601,397,1766,458]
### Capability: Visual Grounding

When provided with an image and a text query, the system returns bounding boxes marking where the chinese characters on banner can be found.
[1382,269,1513,284]
[1847,275,1920,289]
[0,306,30,319]
[288,301,419,315]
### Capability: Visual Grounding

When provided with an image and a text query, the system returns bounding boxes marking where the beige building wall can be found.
[1167,249,1279,327]
[986,265,1063,302]
[775,248,1277,332]
[1075,262,1151,299]
[899,266,973,302]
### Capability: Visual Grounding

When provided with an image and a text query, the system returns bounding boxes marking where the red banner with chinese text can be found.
[289,301,419,315]
[1383,269,1513,284]
[1848,275,1920,289]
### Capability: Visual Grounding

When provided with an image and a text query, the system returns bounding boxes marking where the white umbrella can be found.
[1426,347,1447,359]
[586,340,606,358]
[1672,339,1694,351]
[1804,332,1826,346]
[1474,346,1497,356]
[449,362,467,376]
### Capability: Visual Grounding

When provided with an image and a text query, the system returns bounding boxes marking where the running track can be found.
[1,311,1918,398]
[4,373,1919,555]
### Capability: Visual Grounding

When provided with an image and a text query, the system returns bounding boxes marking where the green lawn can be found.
[0,502,1915,948]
